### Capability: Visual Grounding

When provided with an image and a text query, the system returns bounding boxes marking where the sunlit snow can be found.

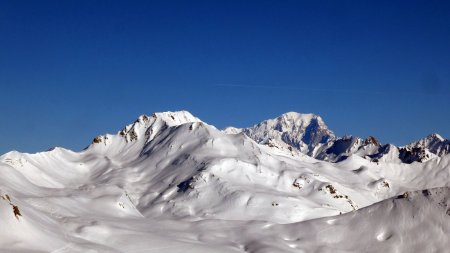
[0,111,449,252]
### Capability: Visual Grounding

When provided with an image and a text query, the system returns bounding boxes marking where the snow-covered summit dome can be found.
[237,112,336,155]
[89,110,203,151]
[147,111,201,127]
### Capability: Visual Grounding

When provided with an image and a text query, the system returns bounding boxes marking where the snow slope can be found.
[0,110,449,252]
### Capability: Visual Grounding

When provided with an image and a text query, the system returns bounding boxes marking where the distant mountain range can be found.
[0,111,448,252]
[225,111,449,163]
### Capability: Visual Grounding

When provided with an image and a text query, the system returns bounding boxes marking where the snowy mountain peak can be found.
[363,136,381,146]
[404,133,449,157]
[90,111,202,149]
[238,112,335,156]
[150,111,201,126]
[1,110,450,253]
[406,133,446,147]
[88,110,448,165]
[125,111,202,139]
[429,133,444,141]
[274,112,327,130]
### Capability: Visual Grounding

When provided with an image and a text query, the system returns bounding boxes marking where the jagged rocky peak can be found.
[242,112,336,154]
[364,136,381,146]
[396,133,448,163]
[427,133,444,141]
[398,147,435,164]
[407,133,444,147]
[405,133,449,156]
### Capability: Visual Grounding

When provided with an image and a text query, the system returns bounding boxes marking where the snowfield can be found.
[0,111,449,252]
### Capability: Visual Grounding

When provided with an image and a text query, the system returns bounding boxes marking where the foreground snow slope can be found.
[1,179,449,252]
[0,111,449,252]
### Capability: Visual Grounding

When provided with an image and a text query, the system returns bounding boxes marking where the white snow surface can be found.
[0,111,449,252]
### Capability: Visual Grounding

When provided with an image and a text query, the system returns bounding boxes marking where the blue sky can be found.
[0,0,449,154]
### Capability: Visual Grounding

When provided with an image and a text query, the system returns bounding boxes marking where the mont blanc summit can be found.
[0,111,449,253]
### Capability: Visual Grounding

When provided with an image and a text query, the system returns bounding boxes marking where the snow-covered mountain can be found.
[225,112,335,156]
[406,133,450,156]
[228,112,449,164]
[396,133,450,163]
[0,110,449,252]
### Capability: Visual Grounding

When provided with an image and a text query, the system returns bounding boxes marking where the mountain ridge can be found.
[0,110,449,252]
[220,111,448,163]
[6,110,446,165]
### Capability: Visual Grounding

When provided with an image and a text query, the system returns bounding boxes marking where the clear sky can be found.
[0,0,449,154]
